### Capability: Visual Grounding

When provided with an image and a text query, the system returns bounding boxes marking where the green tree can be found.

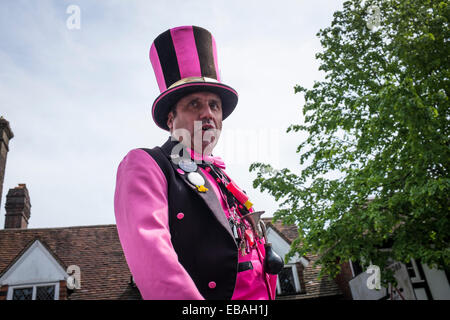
[250,0,449,285]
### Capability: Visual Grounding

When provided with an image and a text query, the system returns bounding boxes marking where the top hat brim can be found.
[152,82,238,131]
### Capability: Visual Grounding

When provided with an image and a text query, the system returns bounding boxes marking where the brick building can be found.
[3,116,448,300]
[263,218,344,299]
[0,186,342,300]
[0,117,346,300]
[0,219,141,300]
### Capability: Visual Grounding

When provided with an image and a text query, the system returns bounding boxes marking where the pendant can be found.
[244,229,255,247]
[196,185,208,192]
[187,172,205,186]
[230,221,239,239]
[178,159,198,173]
[239,240,247,256]
[187,172,208,193]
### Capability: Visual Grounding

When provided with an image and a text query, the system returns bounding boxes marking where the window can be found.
[405,259,433,300]
[406,259,423,283]
[36,285,56,300]
[276,265,301,296]
[12,287,33,300]
[9,283,58,300]
[350,259,364,277]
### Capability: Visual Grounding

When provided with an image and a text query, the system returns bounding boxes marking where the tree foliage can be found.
[250,0,449,284]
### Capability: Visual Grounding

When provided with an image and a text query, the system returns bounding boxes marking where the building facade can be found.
[1,117,447,300]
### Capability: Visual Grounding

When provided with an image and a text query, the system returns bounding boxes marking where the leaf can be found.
[249,0,450,282]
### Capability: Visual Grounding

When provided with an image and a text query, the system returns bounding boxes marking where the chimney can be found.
[4,184,31,229]
[0,116,14,212]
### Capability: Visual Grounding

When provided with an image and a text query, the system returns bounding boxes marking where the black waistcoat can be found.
[140,138,238,300]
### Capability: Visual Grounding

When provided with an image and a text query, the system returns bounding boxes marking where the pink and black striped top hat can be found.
[149,26,238,131]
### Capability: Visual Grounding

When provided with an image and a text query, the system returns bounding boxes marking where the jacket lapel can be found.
[160,138,236,244]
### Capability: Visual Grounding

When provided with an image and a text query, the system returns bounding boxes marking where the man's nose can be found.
[198,102,214,119]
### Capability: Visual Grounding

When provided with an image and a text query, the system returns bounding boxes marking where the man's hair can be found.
[169,104,177,118]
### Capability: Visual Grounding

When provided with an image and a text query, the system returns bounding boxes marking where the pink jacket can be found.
[114,148,277,299]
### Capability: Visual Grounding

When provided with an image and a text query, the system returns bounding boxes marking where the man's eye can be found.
[189,101,198,107]
[210,102,220,110]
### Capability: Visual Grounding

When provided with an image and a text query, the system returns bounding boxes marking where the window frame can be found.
[7,282,59,300]
[276,264,302,296]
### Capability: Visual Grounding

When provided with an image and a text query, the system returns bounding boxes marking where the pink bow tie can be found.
[187,148,226,169]
[204,155,226,169]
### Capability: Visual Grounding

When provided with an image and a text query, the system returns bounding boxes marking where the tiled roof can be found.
[0,219,342,300]
[300,253,343,299]
[263,217,343,299]
[262,218,298,243]
[0,225,141,300]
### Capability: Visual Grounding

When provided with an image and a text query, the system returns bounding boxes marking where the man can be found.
[114,26,281,300]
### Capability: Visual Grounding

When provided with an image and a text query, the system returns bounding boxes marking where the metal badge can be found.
[178,159,198,173]
[187,172,205,187]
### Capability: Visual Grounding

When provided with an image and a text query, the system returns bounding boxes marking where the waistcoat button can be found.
[177,212,184,220]
[208,281,216,289]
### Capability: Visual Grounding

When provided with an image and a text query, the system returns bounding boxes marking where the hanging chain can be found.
[199,161,254,255]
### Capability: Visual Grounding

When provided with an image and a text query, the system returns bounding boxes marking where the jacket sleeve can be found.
[114,148,204,300]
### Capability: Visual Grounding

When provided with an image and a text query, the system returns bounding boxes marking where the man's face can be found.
[167,91,223,155]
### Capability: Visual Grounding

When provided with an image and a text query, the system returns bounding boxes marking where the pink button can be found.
[208,281,216,289]
[177,168,185,175]
[177,212,184,220]
[205,167,211,172]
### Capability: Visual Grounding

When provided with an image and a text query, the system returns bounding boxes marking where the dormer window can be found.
[0,240,68,300]
[276,264,301,296]
[9,283,58,300]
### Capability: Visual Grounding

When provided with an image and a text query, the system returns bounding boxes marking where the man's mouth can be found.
[202,123,215,131]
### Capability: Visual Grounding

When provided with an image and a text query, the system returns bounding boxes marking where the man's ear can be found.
[167,111,174,131]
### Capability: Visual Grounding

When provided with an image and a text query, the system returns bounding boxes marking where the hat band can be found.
[167,76,219,90]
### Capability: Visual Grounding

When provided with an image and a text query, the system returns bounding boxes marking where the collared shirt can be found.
[114,148,276,300]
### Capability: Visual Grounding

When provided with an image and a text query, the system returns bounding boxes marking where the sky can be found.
[0,0,345,228]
